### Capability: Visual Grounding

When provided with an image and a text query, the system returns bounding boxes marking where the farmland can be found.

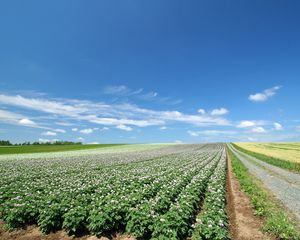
[0,143,228,239]
[0,144,126,155]
[234,142,300,163]
[233,142,300,173]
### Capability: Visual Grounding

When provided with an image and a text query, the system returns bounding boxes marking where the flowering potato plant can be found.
[0,143,229,239]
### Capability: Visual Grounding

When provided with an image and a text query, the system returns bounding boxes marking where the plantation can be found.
[0,143,229,239]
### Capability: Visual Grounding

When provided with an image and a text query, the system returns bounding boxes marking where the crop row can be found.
[191,148,229,240]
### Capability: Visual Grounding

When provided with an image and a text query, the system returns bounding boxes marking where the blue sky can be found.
[0,1,300,143]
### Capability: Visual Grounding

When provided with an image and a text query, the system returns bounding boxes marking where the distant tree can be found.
[0,140,12,146]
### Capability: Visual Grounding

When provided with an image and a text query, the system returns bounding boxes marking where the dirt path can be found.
[228,144,300,221]
[226,149,271,240]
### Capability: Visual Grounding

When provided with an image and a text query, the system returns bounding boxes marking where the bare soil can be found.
[0,221,135,240]
[226,150,273,240]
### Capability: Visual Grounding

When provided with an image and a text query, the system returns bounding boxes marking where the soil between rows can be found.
[0,221,135,240]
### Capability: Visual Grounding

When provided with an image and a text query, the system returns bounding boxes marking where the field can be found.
[0,143,228,239]
[0,144,126,155]
[234,142,300,163]
[1,143,299,240]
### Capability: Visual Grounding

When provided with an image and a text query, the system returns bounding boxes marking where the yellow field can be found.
[234,142,300,163]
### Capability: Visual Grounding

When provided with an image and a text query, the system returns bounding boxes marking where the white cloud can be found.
[103,85,181,105]
[100,127,109,131]
[55,122,73,126]
[79,128,94,134]
[197,108,206,114]
[158,110,230,126]
[174,140,183,144]
[160,126,167,130]
[187,130,237,137]
[38,138,50,143]
[54,128,66,133]
[251,127,266,133]
[103,85,142,96]
[103,85,129,95]
[273,122,283,131]
[116,124,133,131]
[88,142,99,144]
[41,131,57,136]
[0,109,24,124]
[0,109,50,130]
[210,108,229,116]
[18,118,36,126]
[248,86,281,102]
[72,128,78,132]
[237,120,256,128]
[0,94,230,129]
[0,94,88,116]
[77,137,84,141]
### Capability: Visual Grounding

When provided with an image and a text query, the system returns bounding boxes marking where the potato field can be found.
[0,144,228,239]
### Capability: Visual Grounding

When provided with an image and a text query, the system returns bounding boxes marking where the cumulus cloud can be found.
[210,108,229,116]
[116,124,133,131]
[0,110,38,128]
[197,109,206,114]
[237,120,257,128]
[19,118,36,126]
[72,128,78,132]
[160,126,168,130]
[248,86,281,102]
[174,140,183,144]
[273,122,283,131]
[251,127,266,133]
[79,128,94,134]
[77,137,84,141]
[41,131,57,136]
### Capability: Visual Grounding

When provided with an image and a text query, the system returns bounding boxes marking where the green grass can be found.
[0,144,126,155]
[227,145,299,240]
[232,143,300,173]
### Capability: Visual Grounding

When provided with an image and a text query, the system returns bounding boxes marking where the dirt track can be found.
[228,144,300,222]
[226,149,271,240]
